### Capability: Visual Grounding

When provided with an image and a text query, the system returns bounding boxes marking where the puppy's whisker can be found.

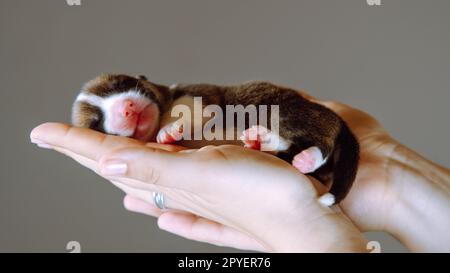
[134,78,140,93]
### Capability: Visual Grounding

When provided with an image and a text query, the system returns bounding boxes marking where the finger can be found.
[52,146,100,172]
[157,212,267,252]
[99,146,204,191]
[31,123,141,161]
[145,142,187,152]
[111,180,187,212]
[123,195,162,217]
[51,145,192,213]
[30,123,184,162]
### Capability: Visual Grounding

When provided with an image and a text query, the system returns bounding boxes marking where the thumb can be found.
[98,146,203,191]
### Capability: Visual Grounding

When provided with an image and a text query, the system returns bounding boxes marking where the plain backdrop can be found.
[1,0,449,252]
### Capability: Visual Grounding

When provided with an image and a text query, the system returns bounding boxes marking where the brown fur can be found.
[72,101,104,131]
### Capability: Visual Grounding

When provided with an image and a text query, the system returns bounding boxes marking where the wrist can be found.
[384,143,450,251]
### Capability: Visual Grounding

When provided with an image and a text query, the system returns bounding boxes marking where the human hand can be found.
[308,98,399,232]
[307,95,450,252]
[30,123,368,252]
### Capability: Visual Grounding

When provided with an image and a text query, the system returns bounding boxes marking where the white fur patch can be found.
[318,193,335,207]
[75,92,103,108]
[261,131,291,152]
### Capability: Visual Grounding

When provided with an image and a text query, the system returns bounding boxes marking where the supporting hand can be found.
[30,123,368,252]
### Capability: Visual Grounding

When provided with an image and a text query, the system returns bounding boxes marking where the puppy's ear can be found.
[72,101,104,131]
[137,75,148,81]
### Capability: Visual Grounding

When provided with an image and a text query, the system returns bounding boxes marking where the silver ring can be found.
[152,192,166,210]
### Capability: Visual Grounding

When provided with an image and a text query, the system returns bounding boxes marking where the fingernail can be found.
[37,143,53,149]
[30,138,45,145]
[31,138,52,149]
[101,160,128,176]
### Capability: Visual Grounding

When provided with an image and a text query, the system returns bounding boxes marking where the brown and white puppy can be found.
[72,74,359,206]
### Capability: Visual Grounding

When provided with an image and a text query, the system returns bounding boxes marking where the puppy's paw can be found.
[292,146,325,174]
[240,125,290,152]
[240,125,269,150]
[156,122,184,144]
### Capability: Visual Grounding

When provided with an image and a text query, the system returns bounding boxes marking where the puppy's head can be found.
[72,74,170,141]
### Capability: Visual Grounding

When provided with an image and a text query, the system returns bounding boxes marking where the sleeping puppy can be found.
[72,74,359,206]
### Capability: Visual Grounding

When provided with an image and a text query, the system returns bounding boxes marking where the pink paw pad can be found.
[292,147,324,174]
[240,125,270,150]
[156,123,184,144]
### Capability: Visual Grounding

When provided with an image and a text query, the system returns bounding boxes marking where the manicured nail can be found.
[31,138,52,149]
[101,161,128,176]
[37,143,53,149]
[30,138,45,145]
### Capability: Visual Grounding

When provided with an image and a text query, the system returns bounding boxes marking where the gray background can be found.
[1,0,449,252]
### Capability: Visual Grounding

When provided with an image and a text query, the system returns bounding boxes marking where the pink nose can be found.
[121,99,137,118]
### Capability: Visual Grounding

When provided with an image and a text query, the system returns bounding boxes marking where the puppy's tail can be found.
[319,122,359,206]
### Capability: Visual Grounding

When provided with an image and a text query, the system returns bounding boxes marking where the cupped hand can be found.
[30,123,367,252]
[308,97,400,232]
